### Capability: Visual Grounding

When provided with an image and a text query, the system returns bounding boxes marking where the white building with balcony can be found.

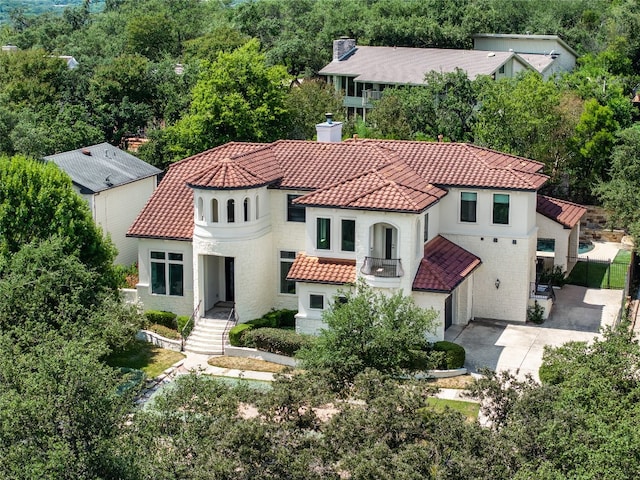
[127,120,585,349]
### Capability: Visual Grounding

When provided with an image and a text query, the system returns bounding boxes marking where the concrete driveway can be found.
[445,285,623,381]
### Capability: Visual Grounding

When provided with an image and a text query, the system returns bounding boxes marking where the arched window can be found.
[255,195,259,220]
[211,199,219,223]
[197,197,204,221]
[243,197,250,222]
[227,199,235,223]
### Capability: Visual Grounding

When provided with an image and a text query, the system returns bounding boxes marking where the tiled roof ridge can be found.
[461,143,546,170]
[186,158,262,188]
[169,142,256,168]
[539,194,584,208]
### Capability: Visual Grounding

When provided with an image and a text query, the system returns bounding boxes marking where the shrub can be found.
[177,315,192,337]
[432,341,465,369]
[540,265,566,287]
[229,323,253,346]
[527,301,545,324]
[144,310,177,329]
[243,327,314,356]
[148,323,181,340]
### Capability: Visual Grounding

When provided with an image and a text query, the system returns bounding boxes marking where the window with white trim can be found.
[287,194,306,222]
[227,199,235,223]
[317,218,331,250]
[150,251,184,296]
[310,294,324,310]
[460,192,477,222]
[341,219,355,252]
[493,193,510,225]
[211,198,219,222]
[279,251,296,294]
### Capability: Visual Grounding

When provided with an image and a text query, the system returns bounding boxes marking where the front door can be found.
[444,294,453,330]
[224,257,235,302]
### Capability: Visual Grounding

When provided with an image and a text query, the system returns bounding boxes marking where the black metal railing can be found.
[180,300,201,351]
[360,257,404,277]
[221,308,238,355]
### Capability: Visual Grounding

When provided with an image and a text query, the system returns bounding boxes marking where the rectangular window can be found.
[279,251,296,294]
[150,251,184,296]
[423,213,429,242]
[317,218,331,250]
[499,64,505,74]
[310,294,324,310]
[341,219,355,251]
[287,194,306,222]
[460,192,477,222]
[493,193,510,225]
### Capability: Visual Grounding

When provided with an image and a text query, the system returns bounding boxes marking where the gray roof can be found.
[517,53,556,74]
[44,143,161,194]
[319,46,529,84]
[472,33,579,58]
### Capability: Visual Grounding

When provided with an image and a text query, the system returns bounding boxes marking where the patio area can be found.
[446,285,624,381]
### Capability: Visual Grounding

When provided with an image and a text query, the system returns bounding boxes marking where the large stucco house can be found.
[127,119,585,353]
[45,143,161,265]
[320,34,577,118]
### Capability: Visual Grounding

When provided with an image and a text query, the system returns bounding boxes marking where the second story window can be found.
[423,213,429,242]
[493,193,510,225]
[460,192,477,223]
[317,218,331,250]
[287,194,306,222]
[227,199,235,223]
[341,219,355,252]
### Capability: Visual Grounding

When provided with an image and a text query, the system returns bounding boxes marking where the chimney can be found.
[333,37,356,61]
[316,113,343,143]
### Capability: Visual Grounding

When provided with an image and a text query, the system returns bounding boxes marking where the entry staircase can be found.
[183,302,235,355]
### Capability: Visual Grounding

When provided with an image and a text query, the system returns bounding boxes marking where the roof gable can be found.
[536,195,587,229]
[413,235,481,292]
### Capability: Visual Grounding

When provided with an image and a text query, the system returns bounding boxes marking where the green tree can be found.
[0,155,117,284]
[0,334,137,479]
[284,79,344,139]
[163,39,290,160]
[298,281,437,386]
[595,126,640,246]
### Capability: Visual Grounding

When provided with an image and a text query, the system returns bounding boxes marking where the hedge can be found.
[243,327,314,357]
[177,315,192,338]
[229,323,253,346]
[144,310,177,330]
[433,341,465,369]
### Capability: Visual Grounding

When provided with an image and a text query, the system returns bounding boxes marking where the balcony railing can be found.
[362,89,383,106]
[361,257,404,277]
[530,282,556,302]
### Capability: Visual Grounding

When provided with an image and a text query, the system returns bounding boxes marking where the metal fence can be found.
[566,256,630,290]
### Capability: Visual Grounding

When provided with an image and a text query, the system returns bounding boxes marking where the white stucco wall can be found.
[136,238,194,317]
[295,282,342,335]
[92,177,157,265]
[536,213,571,271]
[413,292,446,341]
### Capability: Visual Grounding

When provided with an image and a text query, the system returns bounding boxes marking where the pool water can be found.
[578,242,595,254]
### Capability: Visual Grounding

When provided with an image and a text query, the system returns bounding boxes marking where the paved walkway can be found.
[447,285,623,381]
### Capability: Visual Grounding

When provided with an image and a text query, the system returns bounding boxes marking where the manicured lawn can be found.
[425,397,480,422]
[567,249,631,289]
[106,341,185,378]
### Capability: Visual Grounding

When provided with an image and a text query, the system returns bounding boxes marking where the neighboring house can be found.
[319,37,535,118]
[127,119,586,345]
[472,33,578,79]
[45,143,161,265]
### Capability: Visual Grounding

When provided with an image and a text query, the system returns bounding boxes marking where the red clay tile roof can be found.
[128,139,548,240]
[536,195,587,229]
[413,235,481,293]
[287,254,356,285]
[295,159,447,212]
[127,143,263,240]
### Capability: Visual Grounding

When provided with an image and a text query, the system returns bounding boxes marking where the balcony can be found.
[361,257,404,278]
[362,89,382,107]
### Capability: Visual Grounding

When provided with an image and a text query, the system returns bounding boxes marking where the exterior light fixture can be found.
[495,279,501,289]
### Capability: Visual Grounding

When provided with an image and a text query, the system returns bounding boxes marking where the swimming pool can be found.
[537,238,594,255]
